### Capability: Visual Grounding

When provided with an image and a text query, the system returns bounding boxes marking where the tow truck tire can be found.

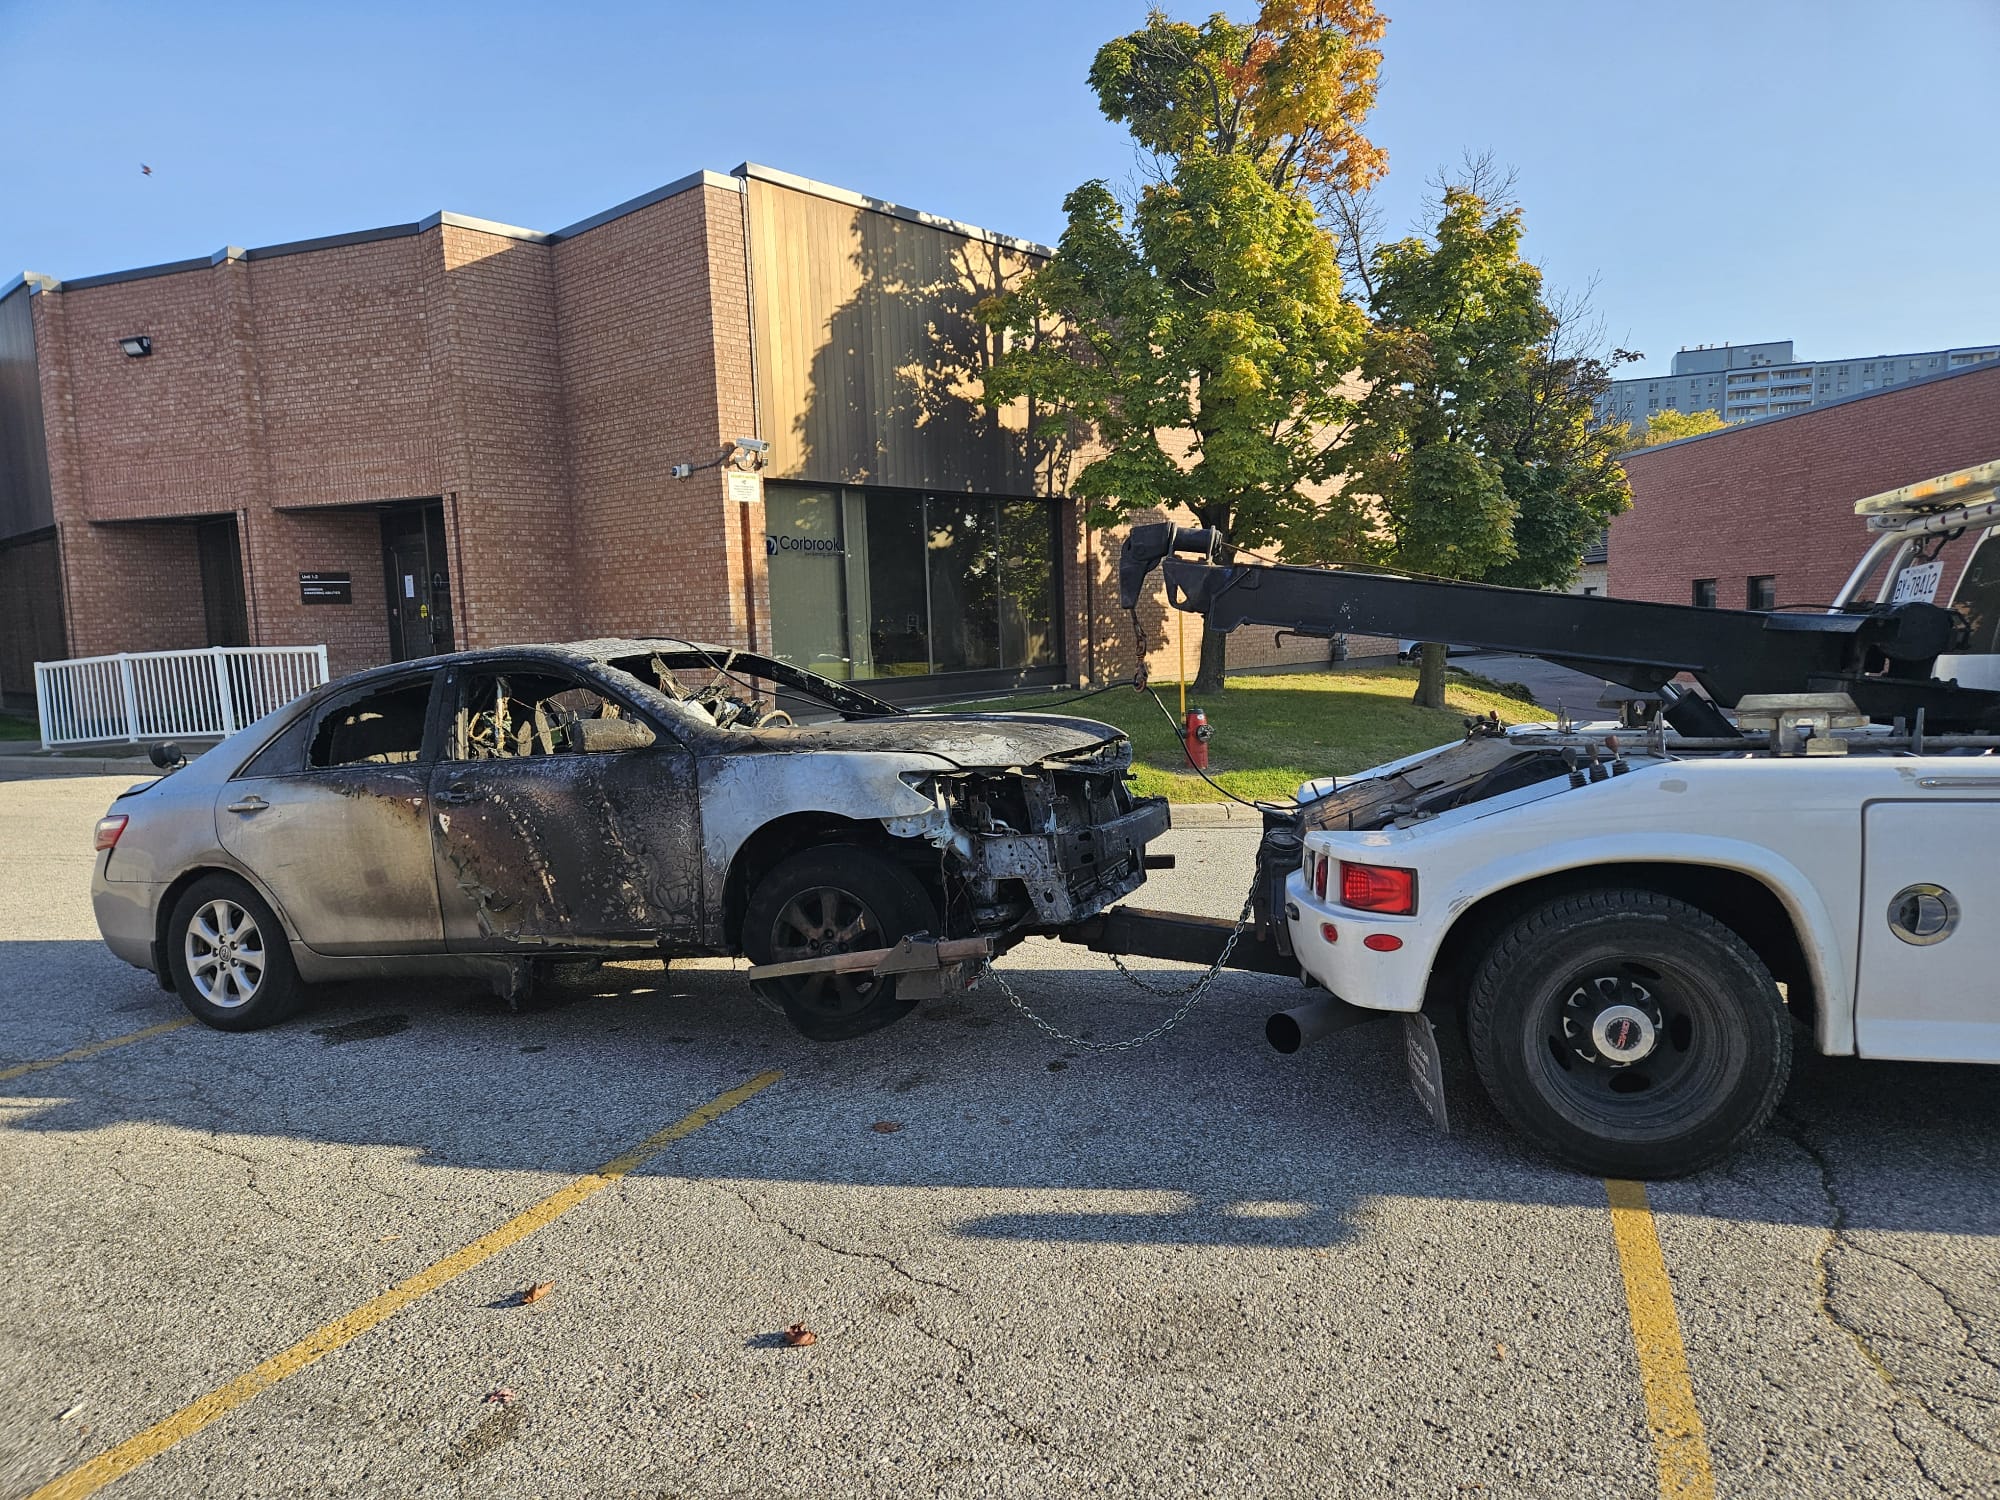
[743,846,939,1043]
[1466,888,1791,1179]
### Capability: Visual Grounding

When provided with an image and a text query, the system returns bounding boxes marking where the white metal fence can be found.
[33,645,329,750]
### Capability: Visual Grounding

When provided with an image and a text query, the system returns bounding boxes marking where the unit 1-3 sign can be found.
[300,571,352,604]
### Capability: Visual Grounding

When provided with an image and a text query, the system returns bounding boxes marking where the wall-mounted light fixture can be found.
[118,335,152,358]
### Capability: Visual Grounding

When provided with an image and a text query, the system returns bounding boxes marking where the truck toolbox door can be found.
[1855,799,2000,1062]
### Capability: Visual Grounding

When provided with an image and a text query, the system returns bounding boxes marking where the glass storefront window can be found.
[764,484,1059,681]
[763,486,852,678]
[927,495,1001,673]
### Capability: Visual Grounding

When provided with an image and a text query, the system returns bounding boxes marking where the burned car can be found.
[91,641,1169,1040]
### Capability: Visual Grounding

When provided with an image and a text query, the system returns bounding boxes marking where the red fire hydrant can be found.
[1184,704,1212,771]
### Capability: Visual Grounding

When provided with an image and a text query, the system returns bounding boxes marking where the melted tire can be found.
[1466,887,1791,1179]
[742,846,938,1042]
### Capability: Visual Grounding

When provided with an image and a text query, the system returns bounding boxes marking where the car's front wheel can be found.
[743,846,939,1042]
[167,874,304,1031]
[1465,887,1791,1178]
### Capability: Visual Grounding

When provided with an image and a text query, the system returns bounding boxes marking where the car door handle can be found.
[225,795,269,814]
[435,784,477,806]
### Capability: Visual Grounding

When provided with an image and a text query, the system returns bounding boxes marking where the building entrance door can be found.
[196,515,248,646]
[381,502,455,661]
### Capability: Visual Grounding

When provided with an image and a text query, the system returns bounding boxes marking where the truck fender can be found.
[1432,832,1853,1057]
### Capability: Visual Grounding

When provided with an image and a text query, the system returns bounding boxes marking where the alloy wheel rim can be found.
[769,886,886,1017]
[185,898,266,1009]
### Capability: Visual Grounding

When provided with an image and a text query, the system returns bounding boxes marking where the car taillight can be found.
[94,814,128,852]
[1339,860,1416,916]
[1313,852,1329,900]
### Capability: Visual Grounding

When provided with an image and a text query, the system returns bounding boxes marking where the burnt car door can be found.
[428,662,704,950]
[216,670,446,955]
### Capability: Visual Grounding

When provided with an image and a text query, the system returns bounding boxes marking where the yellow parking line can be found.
[0,1017,193,1085]
[1606,1178,1717,1500]
[28,1067,783,1500]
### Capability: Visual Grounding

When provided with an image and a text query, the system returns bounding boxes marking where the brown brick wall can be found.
[245,507,391,677]
[1611,365,2000,608]
[56,519,207,656]
[553,187,744,644]
[431,225,574,648]
[247,239,442,508]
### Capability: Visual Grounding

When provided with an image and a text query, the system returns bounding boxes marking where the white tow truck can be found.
[1112,460,2000,1177]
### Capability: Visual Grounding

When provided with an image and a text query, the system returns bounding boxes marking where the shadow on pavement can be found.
[2,939,1995,1249]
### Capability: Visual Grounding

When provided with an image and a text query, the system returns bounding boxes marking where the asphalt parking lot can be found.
[3,774,1997,1499]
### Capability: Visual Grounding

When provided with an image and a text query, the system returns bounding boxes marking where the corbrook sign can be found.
[767,535,844,557]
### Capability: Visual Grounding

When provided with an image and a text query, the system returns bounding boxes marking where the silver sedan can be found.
[93,639,1168,1041]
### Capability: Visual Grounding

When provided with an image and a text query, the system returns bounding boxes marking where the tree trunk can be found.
[1192,619,1227,695]
[1411,641,1448,709]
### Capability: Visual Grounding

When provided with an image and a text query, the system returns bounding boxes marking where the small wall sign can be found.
[300,571,352,604]
[726,470,763,505]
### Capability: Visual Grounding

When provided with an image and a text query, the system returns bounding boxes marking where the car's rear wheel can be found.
[1466,887,1791,1179]
[743,846,938,1042]
[167,874,304,1031]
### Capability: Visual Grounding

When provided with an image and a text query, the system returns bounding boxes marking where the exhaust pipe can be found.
[1265,994,1379,1054]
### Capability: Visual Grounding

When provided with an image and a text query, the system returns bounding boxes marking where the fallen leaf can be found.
[870,1121,903,1134]
[484,1387,515,1405]
[1494,1342,1510,1360]
[782,1323,818,1347]
[519,1282,554,1305]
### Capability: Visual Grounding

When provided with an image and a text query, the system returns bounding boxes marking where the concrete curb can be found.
[0,752,162,778]
[1165,800,1268,827]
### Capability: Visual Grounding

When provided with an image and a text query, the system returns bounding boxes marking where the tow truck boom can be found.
[1118,507,2000,731]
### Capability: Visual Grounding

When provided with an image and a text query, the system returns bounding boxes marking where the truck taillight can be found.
[1339,860,1416,916]
[94,814,128,852]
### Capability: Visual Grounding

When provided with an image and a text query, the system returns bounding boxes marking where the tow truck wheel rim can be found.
[1531,958,1722,1122]
[768,886,887,1017]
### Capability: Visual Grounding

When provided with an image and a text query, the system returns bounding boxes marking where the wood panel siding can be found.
[747,176,1055,496]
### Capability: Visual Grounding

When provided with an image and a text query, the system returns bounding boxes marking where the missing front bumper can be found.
[970,796,1171,926]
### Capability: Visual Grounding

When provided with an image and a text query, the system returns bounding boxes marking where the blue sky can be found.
[3,1,1994,375]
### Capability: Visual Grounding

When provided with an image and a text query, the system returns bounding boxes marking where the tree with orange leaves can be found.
[983,3,1387,692]
[1089,2,1388,196]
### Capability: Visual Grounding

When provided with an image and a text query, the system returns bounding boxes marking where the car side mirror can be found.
[569,717,657,754]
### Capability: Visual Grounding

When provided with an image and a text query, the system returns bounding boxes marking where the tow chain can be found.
[975,892,1257,1053]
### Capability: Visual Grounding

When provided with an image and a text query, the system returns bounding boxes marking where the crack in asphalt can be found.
[701,1181,1087,1461]
[708,1182,967,1299]
[1773,1113,2000,1491]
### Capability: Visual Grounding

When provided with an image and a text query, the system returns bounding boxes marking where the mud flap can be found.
[1403,1013,1451,1135]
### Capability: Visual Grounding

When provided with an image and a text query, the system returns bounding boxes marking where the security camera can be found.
[733,437,770,454]
[727,436,770,471]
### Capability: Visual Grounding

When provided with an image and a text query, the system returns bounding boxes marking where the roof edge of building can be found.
[1,271,57,301]
[1623,357,2000,458]
[548,169,741,241]
[27,162,1054,291]
[733,162,1056,257]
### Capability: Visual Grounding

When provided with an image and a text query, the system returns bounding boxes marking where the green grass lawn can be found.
[933,665,1546,803]
[0,713,38,742]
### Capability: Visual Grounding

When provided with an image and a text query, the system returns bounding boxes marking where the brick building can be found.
[1610,358,2000,610]
[0,163,1341,710]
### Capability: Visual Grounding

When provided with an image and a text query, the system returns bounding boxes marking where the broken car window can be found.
[308,680,433,769]
[454,671,626,760]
